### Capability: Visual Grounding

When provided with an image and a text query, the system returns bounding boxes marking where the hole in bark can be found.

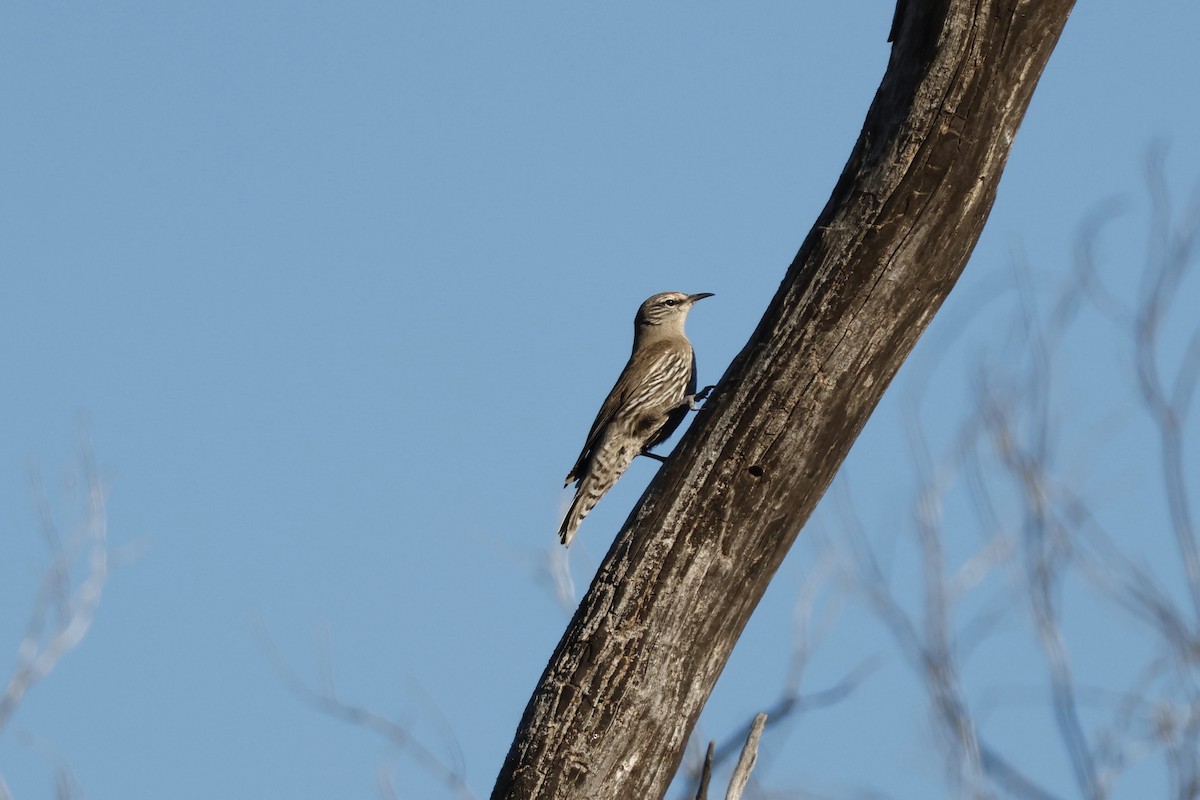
[747,465,764,478]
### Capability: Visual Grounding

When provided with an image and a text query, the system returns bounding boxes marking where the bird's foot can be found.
[687,385,717,410]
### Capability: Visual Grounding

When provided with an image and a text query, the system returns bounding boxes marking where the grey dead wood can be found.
[491,1,1078,798]
[724,713,767,800]
[695,741,714,800]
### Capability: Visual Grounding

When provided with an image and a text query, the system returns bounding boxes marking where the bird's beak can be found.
[687,292,714,304]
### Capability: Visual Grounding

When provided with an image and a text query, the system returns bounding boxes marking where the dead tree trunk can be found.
[493,1,1077,797]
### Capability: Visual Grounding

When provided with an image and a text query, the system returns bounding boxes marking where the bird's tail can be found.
[558,441,637,547]
[558,488,593,548]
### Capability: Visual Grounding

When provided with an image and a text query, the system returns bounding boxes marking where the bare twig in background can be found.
[536,544,577,615]
[11,731,85,800]
[1135,146,1200,627]
[506,542,578,616]
[255,621,477,800]
[833,163,1200,799]
[377,750,403,800]
[0,445,109,736]
[0,445,110,797]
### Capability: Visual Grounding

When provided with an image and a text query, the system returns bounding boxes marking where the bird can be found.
[559,291,714,547]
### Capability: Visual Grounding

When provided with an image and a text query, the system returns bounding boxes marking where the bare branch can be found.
[0,447,109,736]
[724,713,767,800]
[1132,152,1200,626]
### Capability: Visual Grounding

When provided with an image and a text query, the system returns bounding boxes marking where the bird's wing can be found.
[565,344,691,485]
[644,348,697,451]
[564,367,629,486]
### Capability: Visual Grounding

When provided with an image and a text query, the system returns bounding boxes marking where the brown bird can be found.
[559,291,713,547]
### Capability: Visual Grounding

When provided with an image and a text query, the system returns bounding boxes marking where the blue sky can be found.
[2,2,1199,798]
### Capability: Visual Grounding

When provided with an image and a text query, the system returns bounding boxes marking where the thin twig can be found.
[695,740,714,800]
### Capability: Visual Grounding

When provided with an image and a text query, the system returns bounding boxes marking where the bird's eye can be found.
[664,299,677,307]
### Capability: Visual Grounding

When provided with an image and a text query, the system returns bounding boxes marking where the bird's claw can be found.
[688,384,717,410]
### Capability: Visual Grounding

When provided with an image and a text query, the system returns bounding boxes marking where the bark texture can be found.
[493,1,1077,797]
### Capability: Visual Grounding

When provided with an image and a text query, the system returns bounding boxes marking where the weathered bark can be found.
[492,1,1076,797]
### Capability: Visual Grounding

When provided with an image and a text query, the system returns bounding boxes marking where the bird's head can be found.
[634,292,713,334]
